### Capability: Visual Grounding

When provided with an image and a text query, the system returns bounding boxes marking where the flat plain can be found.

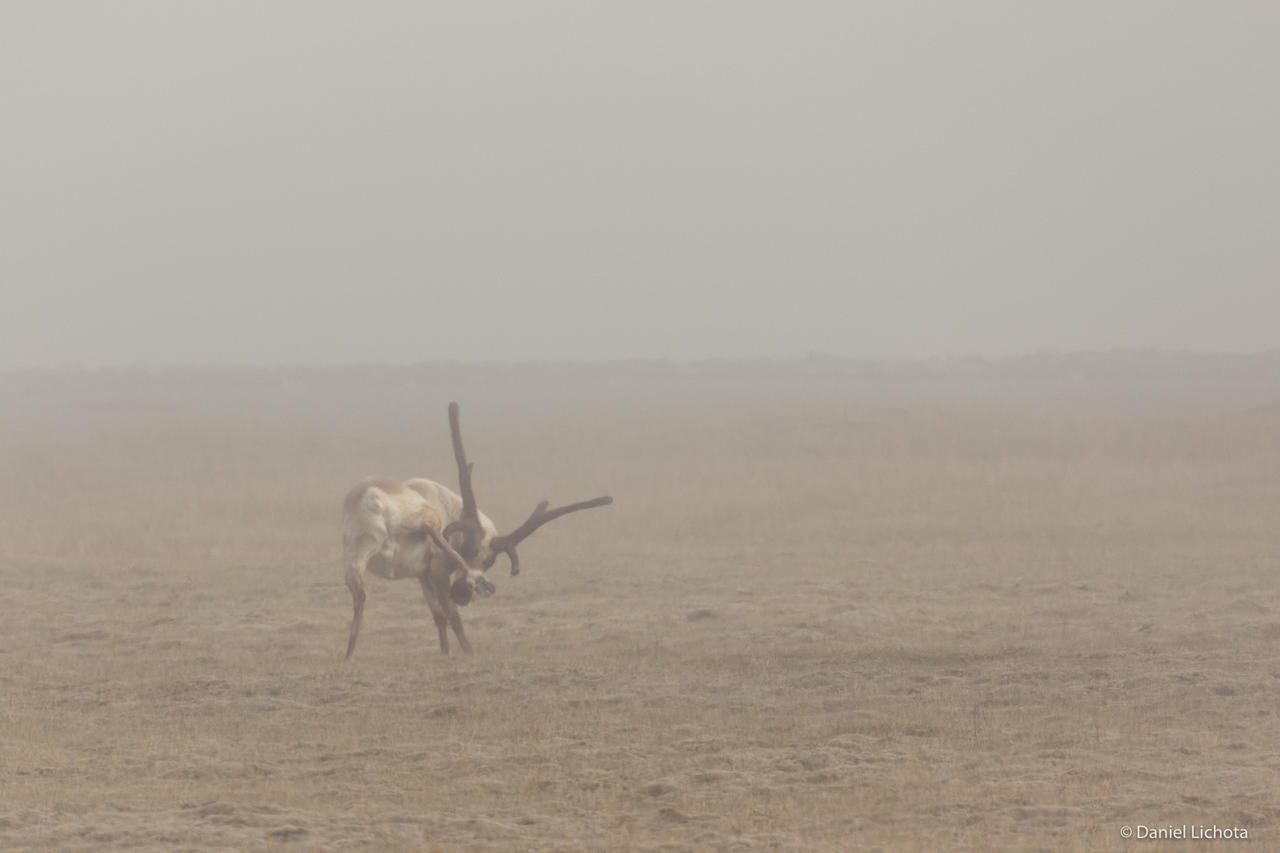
[1,358,1278,851]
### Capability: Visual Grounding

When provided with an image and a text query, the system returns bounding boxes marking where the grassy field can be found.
[1,359,1279,851]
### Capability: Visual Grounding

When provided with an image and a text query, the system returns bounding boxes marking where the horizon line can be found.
[3,347,1280,374]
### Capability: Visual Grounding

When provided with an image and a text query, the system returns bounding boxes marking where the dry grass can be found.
[1,362,1279,851]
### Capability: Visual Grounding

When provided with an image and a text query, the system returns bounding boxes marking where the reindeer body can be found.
[342,477,493,658]
[343,478,467,580]
[340,403,611,660]
[403,478,499,546]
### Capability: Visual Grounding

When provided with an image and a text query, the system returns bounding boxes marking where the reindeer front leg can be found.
[420,526,481,655]
[418,570,451,654]
[419,555,473,654]
[437,567,474,654]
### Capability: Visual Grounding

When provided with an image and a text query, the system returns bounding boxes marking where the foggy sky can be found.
[3,3,1277,367]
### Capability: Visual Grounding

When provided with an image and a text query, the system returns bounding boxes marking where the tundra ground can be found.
[1,362,1278,851]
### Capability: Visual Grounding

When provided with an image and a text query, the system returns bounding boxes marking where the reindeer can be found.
[341,477,495,659]
[341,402,611,659]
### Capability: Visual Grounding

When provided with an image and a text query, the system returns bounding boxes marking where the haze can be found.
[3,2,1277,368]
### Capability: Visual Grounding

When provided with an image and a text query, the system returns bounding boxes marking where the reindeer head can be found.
[442,402,612,603]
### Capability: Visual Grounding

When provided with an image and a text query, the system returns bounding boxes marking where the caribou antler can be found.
[442,402,484,557]
[490,495,613,576]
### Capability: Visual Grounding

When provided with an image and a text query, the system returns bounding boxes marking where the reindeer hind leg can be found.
[344,534,378,660]
[345,566,366,660]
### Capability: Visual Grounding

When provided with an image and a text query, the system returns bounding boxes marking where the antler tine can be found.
[492,495,614,550]
[448,402,479,523]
